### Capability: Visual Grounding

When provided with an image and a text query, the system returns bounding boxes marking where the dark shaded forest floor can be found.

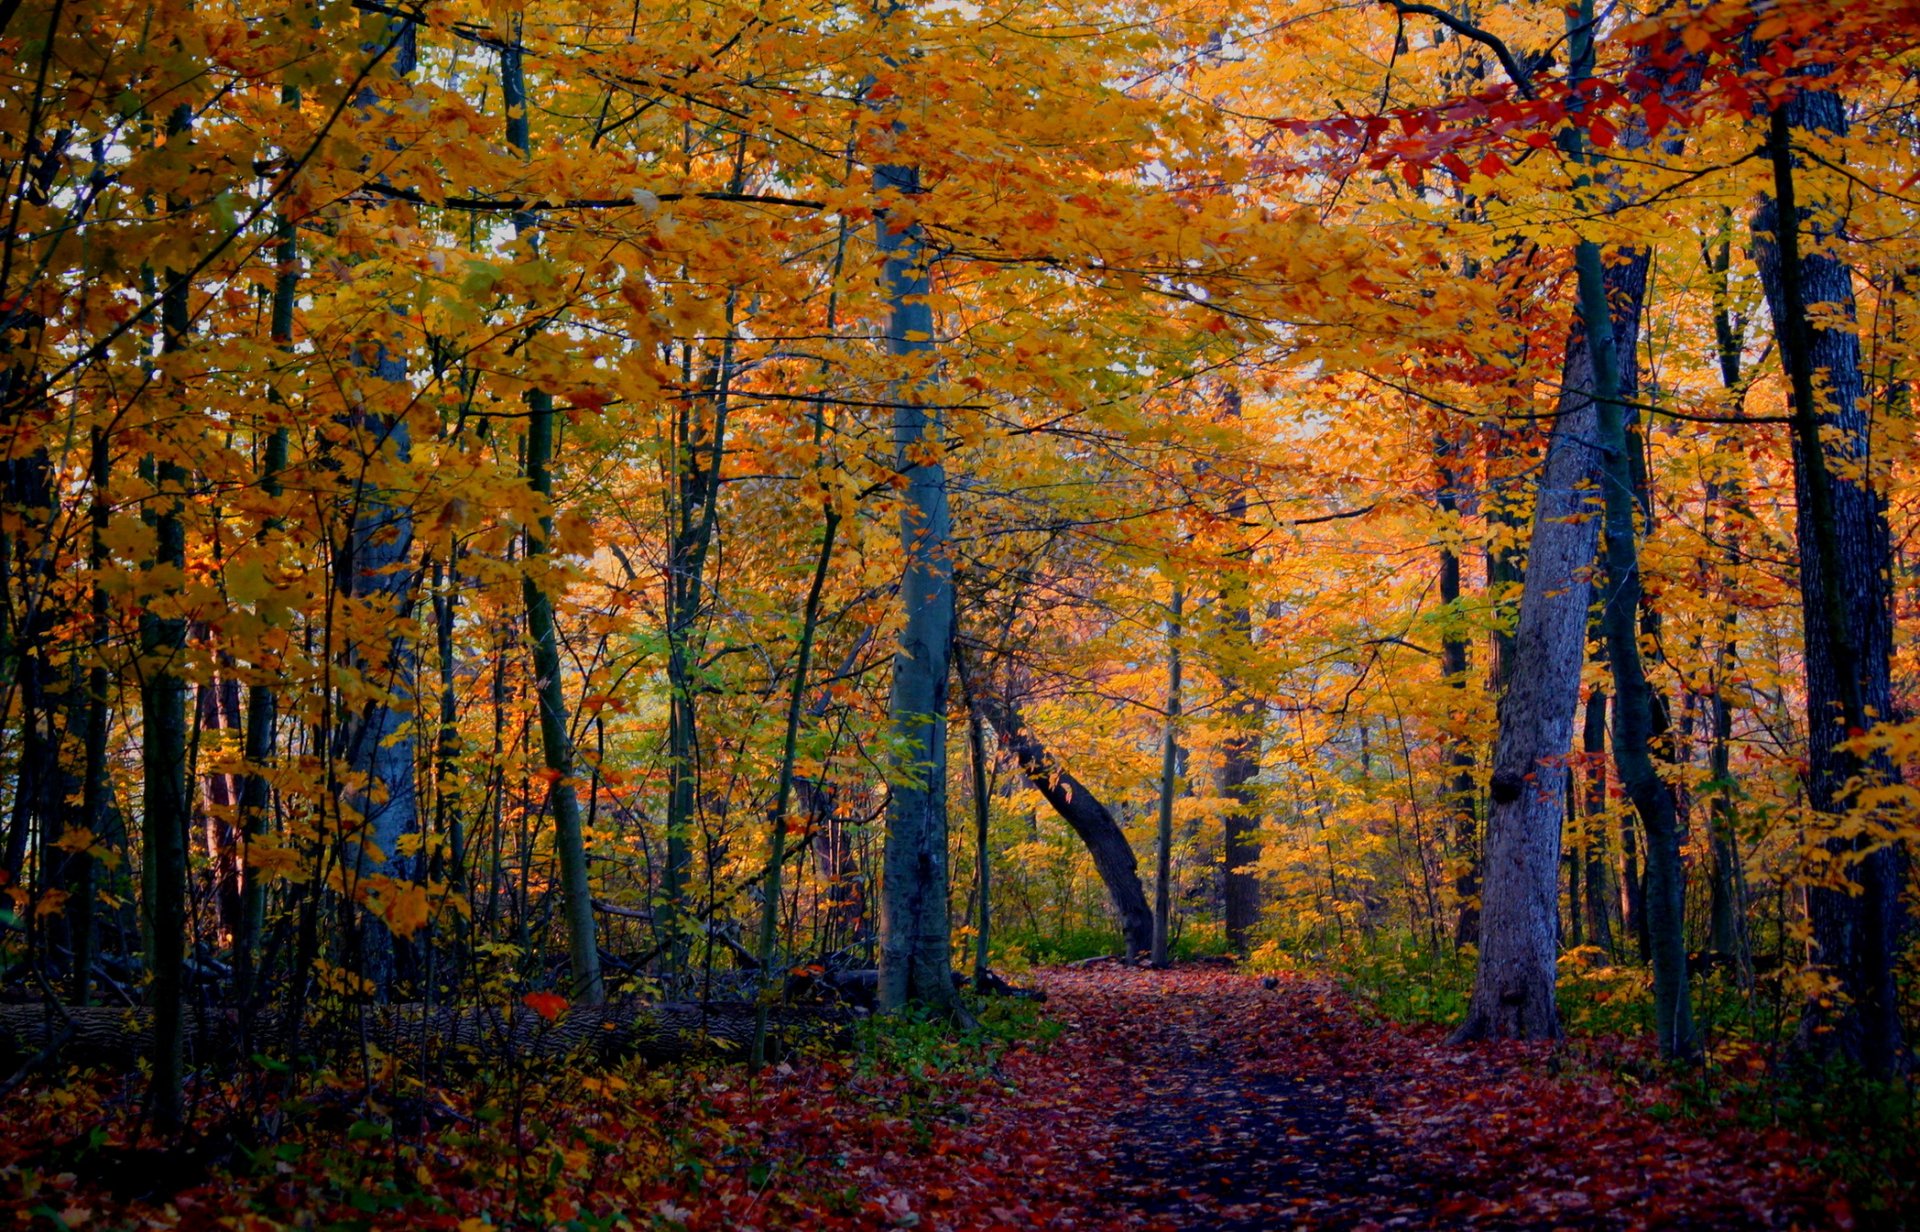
[0,965,1855,1230]
[1027,966,1834,1230]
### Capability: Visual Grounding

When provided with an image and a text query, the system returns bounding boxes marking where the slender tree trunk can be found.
[1753,88,1907,1075]
[143,123,194,1124]
[1577,229,1696,1058]
[1581,682,1617,956]
[500,32,602,1006]
[966,690,993,985]
[1706,661,1750,980]
[1436,431,1479,948]
[751,509,839,1066]
[196,660,244,938]
[1151,583,1182,967]
[1214,458,1264,953]
[234,178,296,1016]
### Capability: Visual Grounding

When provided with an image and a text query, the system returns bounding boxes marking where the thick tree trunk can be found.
[1753,88,1907,1075]
[875,158,956,1013]
[1451,246,1649,1044]
[975,693,1155,958]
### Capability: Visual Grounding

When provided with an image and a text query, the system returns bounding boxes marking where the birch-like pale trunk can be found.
[875,151,957,1013]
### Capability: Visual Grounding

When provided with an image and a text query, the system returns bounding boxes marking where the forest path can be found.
[1009,965,1824,1230]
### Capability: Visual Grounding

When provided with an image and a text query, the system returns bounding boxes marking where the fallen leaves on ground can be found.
[0,966,1840,1229]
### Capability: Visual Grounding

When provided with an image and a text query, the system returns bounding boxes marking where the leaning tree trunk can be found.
[1753,85,1907,1076]
[975,692,1155,958]
[1450,246,1650,1043]
[875,154,956,1014]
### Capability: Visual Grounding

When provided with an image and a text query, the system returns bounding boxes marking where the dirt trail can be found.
[1002,965,1825,1231]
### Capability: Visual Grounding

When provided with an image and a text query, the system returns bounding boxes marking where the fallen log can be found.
[0,997,860,1070]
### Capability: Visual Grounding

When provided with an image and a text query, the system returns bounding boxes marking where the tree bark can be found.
[1151,583,1183,967]
[875,156,956,1013]
[1576,227,1696,1058]
[142,121,195,1125]
[974,692,1155,958]
[1753,87,1907,1075]
[1450,244,1649,1044]
[502,32,602,1006]
[336,20,420,993]
[1580,681,1617,956]
[1436,429,1479,949]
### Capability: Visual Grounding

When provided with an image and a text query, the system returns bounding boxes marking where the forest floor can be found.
[1014,965,1836,1230]
[0,963,1856,1230]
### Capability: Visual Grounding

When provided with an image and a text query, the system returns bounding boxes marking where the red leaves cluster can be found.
[1267,0,1920,192]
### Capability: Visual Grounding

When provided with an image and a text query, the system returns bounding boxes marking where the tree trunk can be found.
[1450,245,1650,1044]
[975,692,1154,958]
[1151,583,1183,967]
[336,20,420,993]
[751,508,838,1067]
[502,33,602,1007]
[1706,665,1750,979]
[1581,682,1617,956]
[1576,225,1696,1058]
[1436,429,1479,949]
[235,165,297,1015]
[142,139,194,1125]
[1753,87,1907,1075]
[966,695,993,986]
[875,157,956,1013]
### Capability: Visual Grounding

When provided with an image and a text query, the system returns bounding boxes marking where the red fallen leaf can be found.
[523,990,568,1021]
